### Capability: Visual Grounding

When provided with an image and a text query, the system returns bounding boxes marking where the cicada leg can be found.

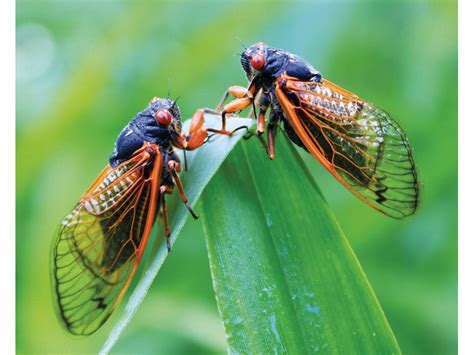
[256,95,270,135]
[172,109,210,151]
[188,107,247,139]
[159,185,173,252]
[170,169,198,220]
[216,85,249,111]
[266,122,277,160]
[249,105,277,160]
[208,82,259,136]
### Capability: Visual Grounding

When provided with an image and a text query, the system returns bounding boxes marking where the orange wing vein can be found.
[51,144,162,335]
[276,75,419,219]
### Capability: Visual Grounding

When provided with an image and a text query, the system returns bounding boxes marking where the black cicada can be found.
[211,42,419,219]
[51,97,208,335]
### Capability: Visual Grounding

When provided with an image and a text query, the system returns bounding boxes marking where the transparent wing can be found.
[276,75,419,219]
[51,144,162,335]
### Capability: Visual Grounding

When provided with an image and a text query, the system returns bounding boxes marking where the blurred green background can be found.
[16,0,457,354]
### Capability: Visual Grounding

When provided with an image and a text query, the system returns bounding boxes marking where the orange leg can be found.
[171,170,198,219]
[172,109,209,151]
[241,97,271,154]
[207,98,253,136]
[267,123,277,160]
[159,163,197,253]
[252,122,276,159]
[216,86,248,111]
[159,185,172,252]
[209,83,258,136]
[257,104,268,136]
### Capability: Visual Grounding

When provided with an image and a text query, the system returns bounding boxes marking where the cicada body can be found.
[213,42,419,219]
[51,97,207,335]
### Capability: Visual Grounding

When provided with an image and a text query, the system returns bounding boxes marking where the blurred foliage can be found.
[16,0,456,354]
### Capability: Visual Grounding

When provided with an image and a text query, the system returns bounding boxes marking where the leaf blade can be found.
[201,136,401,353]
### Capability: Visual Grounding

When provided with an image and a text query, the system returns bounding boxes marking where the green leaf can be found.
[100,116,253,354]
[201,135,401,353]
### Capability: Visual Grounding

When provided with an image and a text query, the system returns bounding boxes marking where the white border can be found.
[3,0,463,353]
[0,0,15,353]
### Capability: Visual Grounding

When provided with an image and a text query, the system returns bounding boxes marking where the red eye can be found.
[250,52,265,70]
[155,109,172,126]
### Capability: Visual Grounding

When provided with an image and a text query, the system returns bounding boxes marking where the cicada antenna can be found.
[236,36,247,50]
[171,96,180,110]
[167,79,171,99]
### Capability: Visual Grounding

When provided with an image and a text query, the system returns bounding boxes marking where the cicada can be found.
[211,42,419,219]
[51,97,208,335]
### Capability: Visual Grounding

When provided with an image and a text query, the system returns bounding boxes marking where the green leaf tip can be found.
[201,133,401,354]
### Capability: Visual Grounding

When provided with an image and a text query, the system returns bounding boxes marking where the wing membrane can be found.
[276,75,419,218]
[52,144,162,335]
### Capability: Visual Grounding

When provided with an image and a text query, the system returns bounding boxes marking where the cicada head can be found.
[241,42,289,83]
[149,97,182,135]
[241,41,269,81]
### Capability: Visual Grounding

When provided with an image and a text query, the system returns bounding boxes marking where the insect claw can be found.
[232,125,249,134]
[243,131,255,140]
[206,133,216,142]
[207,125,248,137]
[202,108,220,115]
[186,202,199,219]
[166,236,172,253]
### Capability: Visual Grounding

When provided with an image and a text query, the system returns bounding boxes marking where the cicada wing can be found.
[51,145,162,335]
[276,75,419,219]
